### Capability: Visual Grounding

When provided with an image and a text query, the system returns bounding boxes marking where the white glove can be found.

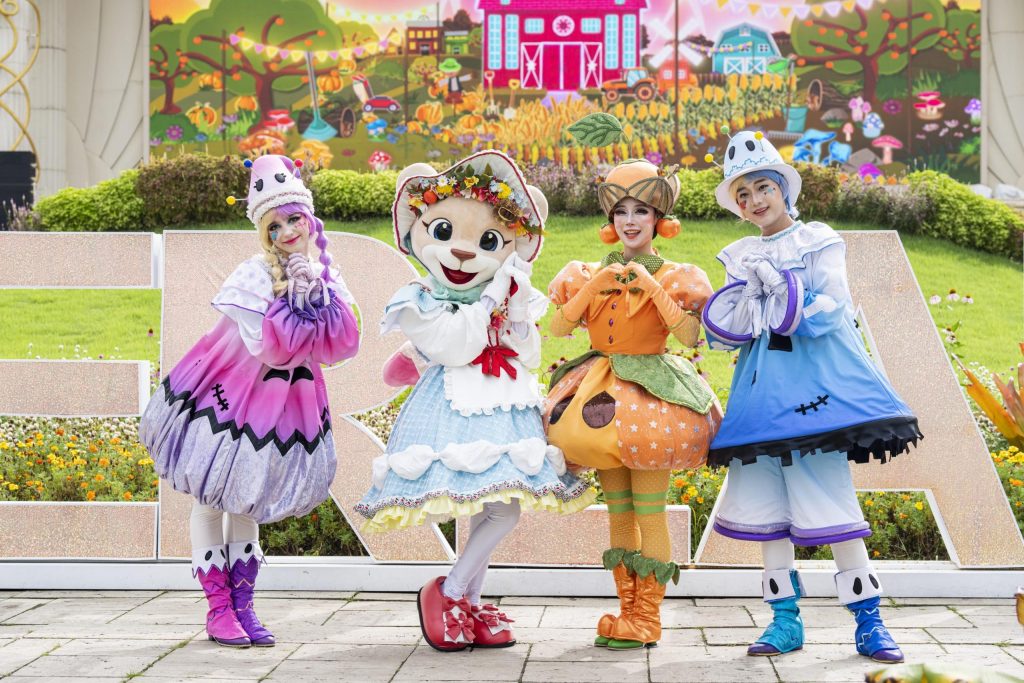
[481,252,520,304]
[506,268,533,322]
[754,260,786,294]
[286,253,315,283]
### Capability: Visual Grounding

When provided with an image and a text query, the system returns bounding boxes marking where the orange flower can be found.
[94,474,104,482]
[86,490,96,501]
[98,458,110,467]
[123,492,133,501]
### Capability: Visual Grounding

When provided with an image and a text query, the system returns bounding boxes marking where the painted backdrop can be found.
[149,0,982,182]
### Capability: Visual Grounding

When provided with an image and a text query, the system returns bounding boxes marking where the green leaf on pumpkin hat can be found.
[568,113,624,147]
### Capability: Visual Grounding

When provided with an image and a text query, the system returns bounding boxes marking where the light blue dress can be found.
[355,283,594,531]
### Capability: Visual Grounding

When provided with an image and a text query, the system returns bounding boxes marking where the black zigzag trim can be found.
[158,377,332,456]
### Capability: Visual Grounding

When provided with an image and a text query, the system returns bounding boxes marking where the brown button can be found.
[608,318,614,327]
[611,302,617,309]
[608,335,614,343]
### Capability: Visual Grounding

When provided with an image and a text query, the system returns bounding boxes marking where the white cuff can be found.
[191,544,228,577]
[763,568,800,603]
[835,566,883,605]
[227,540,266,566]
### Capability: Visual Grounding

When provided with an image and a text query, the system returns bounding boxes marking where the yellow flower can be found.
[408,196,424,209]
[872,550,880,557]
[88,444,98,453]
[109,437,121,445]
[86,490,96,501]
[7,483,18,491]
[34,432,43,440]
[687,486,698,497]
[696,496,704,504]
[1010,446,1019,453]
[137,458,154,466]
[914,501,924,511]
[496,182,512,199]
[864,499,874,506]
[0,442,8,450]
[436,183,454,196]
[464,176,479,188]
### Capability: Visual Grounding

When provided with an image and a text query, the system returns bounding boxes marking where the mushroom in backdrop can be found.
[862,112,884,139]
[914,92,945,120]
[842,122,855,143]
[368,150,392,172]
[871,135,903,165]
[964,98,982,125]
[859,162,882,180]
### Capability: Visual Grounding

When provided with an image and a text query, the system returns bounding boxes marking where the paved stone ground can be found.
[0,592,1022,682]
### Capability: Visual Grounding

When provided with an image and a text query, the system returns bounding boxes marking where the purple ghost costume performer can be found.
[140,255,360,523]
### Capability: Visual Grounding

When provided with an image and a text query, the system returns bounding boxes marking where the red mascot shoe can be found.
[417,577,475,652]
[470,604,516,648]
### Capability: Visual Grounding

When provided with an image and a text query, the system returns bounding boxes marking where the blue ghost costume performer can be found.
[701,131,922,663]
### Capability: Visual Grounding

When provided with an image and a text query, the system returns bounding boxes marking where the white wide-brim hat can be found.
[392,150,548,263]
[714,131,802,219]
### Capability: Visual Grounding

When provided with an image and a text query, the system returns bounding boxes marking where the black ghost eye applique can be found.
[275,173,288,183]
[254,178,264,191]
[745,140,756,151]
[728,145,736,160]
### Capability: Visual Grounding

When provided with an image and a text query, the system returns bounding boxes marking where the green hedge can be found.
[310,169,398,220]
[25,153,1023,261]
[36,170,143,232]
[136,154,249,228]
[907,170,1024,259]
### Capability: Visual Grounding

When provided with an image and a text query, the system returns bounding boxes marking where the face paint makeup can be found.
[270,230,279,241]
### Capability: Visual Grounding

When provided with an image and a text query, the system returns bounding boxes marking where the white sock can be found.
[762,538,796,571]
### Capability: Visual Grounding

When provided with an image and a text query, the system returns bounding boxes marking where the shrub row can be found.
[24,154,1023,260]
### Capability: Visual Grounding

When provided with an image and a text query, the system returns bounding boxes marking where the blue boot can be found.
[747,569,804,656]
[836,567,904,663]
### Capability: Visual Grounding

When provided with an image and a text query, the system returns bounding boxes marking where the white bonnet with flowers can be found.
[392,150,548,262]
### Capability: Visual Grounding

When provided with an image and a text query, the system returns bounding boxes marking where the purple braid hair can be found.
[273,201,333,282]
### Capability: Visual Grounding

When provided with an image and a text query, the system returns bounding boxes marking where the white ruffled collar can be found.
[717,221,843,281]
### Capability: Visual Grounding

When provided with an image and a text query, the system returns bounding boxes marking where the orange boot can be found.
[607,558,678,650]
[594,563,637,646]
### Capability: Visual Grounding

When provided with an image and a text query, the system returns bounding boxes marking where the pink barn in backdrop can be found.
[476,0,648,91]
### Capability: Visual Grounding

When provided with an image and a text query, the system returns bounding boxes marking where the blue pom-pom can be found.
[243,159,253,168]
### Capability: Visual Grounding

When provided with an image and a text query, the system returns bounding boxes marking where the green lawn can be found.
[0,217,1019,400]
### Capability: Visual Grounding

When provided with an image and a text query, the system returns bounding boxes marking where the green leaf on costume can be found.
[568,113,624,147]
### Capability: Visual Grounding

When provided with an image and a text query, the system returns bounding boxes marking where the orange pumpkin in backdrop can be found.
[235,95,258,112]
[186,103,218,127]
[317,70,343,93]
[415,102,443,126]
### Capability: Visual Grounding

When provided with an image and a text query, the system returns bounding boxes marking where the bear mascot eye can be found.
[428,218,453,241]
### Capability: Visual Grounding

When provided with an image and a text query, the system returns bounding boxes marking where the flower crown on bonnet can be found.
[404,161,542,238]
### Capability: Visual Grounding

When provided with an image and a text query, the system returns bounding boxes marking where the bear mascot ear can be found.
[526,184,548,225]
[395,163,437,196]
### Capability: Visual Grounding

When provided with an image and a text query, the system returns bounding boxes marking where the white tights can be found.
[190,502,259,549]
[442,501,521,605]
[761,537,872,572]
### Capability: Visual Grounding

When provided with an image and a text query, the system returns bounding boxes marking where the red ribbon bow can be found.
[476,604,515,627]
[444,610,474,642]
[471,325,519,379]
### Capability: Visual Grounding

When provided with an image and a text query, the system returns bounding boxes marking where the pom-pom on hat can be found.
[227,155,314,227]
[707,128,802,219]
[392,150,548,263]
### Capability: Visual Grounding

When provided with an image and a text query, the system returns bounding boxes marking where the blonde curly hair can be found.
[257,210,297,297]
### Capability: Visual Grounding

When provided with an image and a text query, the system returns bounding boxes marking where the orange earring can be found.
[599,223,620,244]
[656,217,681,239]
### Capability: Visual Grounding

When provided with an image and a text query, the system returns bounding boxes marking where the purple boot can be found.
[228,541,275,647]
[194,544,251,648]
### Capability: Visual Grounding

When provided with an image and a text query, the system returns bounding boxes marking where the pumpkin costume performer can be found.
[543,159,723,649]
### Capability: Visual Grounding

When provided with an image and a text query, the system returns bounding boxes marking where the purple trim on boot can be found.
[229,554,275,647]
[713,521,790,542]
[769,270,802,336]
[702,281,754,344]
[196,565,251,648]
